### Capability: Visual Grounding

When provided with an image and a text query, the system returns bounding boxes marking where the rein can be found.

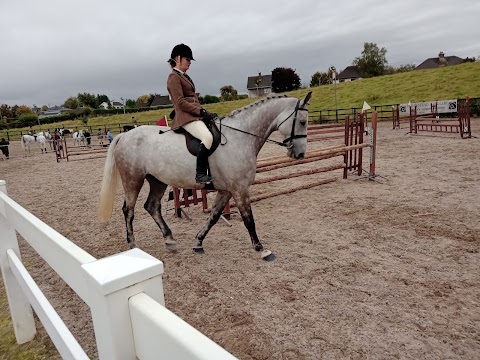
[218,99,308,148]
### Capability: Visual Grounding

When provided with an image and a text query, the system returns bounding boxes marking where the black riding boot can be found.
[195,144,214,183]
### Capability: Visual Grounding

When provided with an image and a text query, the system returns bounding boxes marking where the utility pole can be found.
[331,66,338,122]
[120,97,126,115]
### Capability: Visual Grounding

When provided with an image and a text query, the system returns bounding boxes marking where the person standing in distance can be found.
[167,43,216,184]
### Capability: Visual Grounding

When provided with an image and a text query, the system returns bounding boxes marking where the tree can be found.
[41,105,48,111]
[271,67,301,93]
[327,67,337,82]
[16,105,34,117]
[199,95,220,104]
[63,96,79,109]
[95,94,110,108]
[77,92,96,108]
[310,72,322,87]
[125,99,136,108]
[18,113,38,127]
[464,57,476,63]
[0,104,14,119]
[310,71,331,87]
[353,42,388,78]
[136,94,153,108]
[220,85,238,101]
[395,64,416,73]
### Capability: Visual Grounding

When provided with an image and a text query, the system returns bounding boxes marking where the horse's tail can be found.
[98,134,123,223]
[21,136,25,150]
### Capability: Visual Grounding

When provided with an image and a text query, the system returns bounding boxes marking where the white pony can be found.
[72,130,85,146]
[43,131,53,150]
[36,132,48,153]
[21,132,48,153]
[21,134,36,153]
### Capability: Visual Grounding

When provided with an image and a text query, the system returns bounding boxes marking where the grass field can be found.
[1,292,58,359]
[1,62,479,140]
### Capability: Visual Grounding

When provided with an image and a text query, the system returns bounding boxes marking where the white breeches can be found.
[183,121,213,149]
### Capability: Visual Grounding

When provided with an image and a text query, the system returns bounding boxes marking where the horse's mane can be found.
[222,94,293,120]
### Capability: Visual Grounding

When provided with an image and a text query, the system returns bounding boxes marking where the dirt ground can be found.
[0,119,479,360]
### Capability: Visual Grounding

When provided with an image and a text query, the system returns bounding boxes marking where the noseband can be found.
[277,99,308,149]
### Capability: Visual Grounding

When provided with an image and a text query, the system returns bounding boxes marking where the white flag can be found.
[362,101,371,112]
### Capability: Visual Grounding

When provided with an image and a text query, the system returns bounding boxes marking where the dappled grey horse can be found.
[98,92,311,260]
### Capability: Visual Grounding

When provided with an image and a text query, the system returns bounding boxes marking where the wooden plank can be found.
[254,163,345,184]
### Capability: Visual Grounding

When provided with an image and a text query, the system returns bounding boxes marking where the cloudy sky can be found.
[1,0,478,107]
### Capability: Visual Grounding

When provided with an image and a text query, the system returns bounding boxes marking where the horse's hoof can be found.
[261,250,276,261]
[165,242,177,252]
[193,246,205,254]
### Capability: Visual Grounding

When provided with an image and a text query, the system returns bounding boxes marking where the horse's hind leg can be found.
[194,190,232,253]
[144,175,176,251]
[231,190,275,261]
[121,176,144,249]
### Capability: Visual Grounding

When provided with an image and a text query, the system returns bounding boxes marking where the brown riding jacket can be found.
[167,69,202,128]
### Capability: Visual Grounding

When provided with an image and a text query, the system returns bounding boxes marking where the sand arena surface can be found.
[1,119,479,359]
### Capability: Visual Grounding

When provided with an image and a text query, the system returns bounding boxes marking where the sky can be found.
[1,0,479,107]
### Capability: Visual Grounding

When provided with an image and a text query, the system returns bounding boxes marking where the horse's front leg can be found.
[231,191,275,261]
[194,190,231,253]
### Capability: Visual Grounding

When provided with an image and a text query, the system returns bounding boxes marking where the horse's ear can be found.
[301,91,312,108]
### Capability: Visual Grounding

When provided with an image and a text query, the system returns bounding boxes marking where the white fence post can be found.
[0,180,36,343]
[81,248,165,360]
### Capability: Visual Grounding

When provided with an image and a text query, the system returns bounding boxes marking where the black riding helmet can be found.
[169,43,195,61]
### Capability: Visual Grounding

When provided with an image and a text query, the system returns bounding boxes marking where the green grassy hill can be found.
[208,62,480,115]
[2,62,479,138]
[284,61,480,111]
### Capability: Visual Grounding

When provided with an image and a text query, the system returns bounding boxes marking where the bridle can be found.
[276,99,309,149]
[218,99,308,148]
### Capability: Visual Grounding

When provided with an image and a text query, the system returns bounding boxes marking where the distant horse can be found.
[59,128,73,137]
[21,134,36,153]
[36,132,48,153]
[123,125,136,132]
[51,132,62,151]
[98,92,311,261]
[72,130,85,146]
[44,131,53,150]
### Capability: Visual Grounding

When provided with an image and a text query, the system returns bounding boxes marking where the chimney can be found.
[438,51,448,66]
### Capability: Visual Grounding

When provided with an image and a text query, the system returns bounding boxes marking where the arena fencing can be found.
[0,180,236,359]
[308,104,396,125]
[1,121,153,142]
[170,112,378,218]
[54,137,110,162]
[408,101,472,139]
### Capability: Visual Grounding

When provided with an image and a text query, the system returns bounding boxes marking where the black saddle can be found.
[169,120,221,156]
[159,119,220,191]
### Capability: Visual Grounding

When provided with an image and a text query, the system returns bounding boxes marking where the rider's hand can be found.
[200,108,217,121]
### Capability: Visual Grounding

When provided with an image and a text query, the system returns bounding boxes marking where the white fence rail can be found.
[0,180,236,359]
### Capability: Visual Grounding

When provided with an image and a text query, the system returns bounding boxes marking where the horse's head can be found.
[276,91,311,159]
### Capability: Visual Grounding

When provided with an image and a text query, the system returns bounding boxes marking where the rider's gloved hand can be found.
[200,108,217,121]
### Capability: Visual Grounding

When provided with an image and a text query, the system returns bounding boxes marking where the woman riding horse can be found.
[98,91,312,260]
[167,43,217,184]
